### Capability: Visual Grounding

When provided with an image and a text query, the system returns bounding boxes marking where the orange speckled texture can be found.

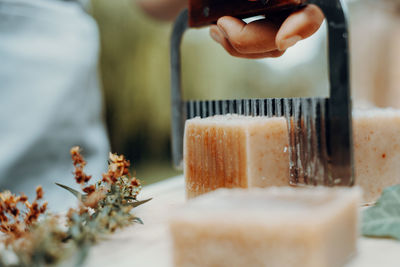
[184,118,249,198]
[246,118,289,188]
[184,115,287,198]
[353,109,400,202]
[184,110,400,203]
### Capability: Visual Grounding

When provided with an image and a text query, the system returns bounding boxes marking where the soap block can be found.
[183,109,400,202]
[353,109,400,202]
[184,115,288,198]
[170,187,361,267]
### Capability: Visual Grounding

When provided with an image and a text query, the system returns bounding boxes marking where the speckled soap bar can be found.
[184,109,400,202]
[170,187,361,267]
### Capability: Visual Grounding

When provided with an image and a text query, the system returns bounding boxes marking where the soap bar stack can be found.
[184,109,400,202]
[170,187,361,267]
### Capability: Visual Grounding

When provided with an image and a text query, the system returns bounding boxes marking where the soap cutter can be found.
[170,0,354,186]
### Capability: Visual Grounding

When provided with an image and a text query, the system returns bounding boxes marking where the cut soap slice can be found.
[170,187,361,267]
[184,115,288,198]
[184,109,400,202]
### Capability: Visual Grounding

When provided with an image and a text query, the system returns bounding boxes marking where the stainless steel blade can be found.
[184,97,330,185]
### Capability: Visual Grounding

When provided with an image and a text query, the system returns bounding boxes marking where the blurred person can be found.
[0,0,109,211]
[0,0,322,211]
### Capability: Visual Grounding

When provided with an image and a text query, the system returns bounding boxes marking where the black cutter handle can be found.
[188,0,306,27]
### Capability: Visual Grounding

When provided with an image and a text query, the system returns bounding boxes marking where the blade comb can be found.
[170,0,354,186]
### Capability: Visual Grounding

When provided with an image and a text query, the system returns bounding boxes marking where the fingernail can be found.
[210,27,222,43]
[278,35,302,51]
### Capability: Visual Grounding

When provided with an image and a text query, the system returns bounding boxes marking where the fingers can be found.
[217,16,280,54]
[209,4,325,59]
[209,17,285,59]
[209,25,285,59]
[276,5,324,51]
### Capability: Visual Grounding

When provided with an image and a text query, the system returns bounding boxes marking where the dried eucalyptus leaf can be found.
[362,185,400,240]
[55,183,87,201]
[132,217,144,225]
[55,183,82,199]
[130,198,152,208]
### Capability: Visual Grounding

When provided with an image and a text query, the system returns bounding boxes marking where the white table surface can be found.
[84,176,400,267]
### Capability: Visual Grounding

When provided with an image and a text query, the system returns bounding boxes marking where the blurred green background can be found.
[90,0,329,185]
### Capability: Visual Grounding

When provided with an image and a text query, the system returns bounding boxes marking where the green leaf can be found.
[132,217,144,225]
[130,198,152,208]
[75,243,90,267]
[55,183,87,202]
[362,184,400,240]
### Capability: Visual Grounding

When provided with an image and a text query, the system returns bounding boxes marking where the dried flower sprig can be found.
[0,188,69,267]
[0,147,150,266]
[70,146,92,185]
[57,147,150,249]
[0,186,47,245]
[4,216,72,267]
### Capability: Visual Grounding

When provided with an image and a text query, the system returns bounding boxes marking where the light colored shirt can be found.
[0,0,110,211]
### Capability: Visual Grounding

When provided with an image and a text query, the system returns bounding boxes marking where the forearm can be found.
[137,0,187,21]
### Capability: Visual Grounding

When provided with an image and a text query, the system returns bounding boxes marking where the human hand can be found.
[209,5,324,59]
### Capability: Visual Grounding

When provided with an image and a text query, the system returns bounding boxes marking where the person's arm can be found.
[138,0,324,58]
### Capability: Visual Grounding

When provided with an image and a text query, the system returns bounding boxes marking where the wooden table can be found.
[85,176,400,267]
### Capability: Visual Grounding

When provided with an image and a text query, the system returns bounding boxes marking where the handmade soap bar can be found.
[184,115,288,198]
[353,109,400,202]
[184,109,400,202]
[170,187,361,267]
